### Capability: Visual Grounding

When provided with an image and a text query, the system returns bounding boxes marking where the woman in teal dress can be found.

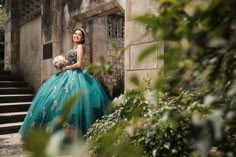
[19,28,110,138]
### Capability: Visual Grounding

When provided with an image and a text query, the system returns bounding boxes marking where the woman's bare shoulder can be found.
[77,44,84,48]
[76,44,85,54]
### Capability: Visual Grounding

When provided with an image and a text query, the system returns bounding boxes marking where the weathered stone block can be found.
[41,59,57,84]
[126,0,158,21]
[125,21,153,46]
[130,42,157,70]
[19,17,42,90]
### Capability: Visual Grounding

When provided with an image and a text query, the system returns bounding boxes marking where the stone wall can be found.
[4,0,19,74]
[18,0,42,90]
[18,0,41,26]
[91,16,124,98]
[71,0,120,22]
[19,17,42,90]
[105,54,124,98]
[125,0,163,89]
[5,0,125,94]
[4,0,42,90]
[4,0,41,78]
[5,0,160,94]
[41,0,61,84]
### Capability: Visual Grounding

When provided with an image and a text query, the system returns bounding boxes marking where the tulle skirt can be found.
[19,69,110,137]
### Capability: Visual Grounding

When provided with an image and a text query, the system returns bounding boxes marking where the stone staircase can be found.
[0,71,34,135]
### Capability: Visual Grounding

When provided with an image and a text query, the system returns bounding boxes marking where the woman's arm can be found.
[63,45,84,70]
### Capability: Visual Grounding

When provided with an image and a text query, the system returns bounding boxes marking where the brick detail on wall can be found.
[93,14,125,98]
[97,53,124,99]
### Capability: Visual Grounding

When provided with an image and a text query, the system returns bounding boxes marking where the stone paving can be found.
[0,133,26,157]
[0,133,87,157]
[0,133,74,157]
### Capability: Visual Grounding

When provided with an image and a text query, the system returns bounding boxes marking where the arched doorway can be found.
[62,0,125,98]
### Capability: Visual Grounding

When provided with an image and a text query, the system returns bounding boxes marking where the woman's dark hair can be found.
[73,28,85,44]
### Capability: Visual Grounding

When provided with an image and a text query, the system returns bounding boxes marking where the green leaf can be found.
[111,42,119,50]
[116,138,143,157]
[159,0,178,5]
[99,55,105,64]
[86,64,101,73]
[129,75,140,87]
[126,89,142,97]
[134,14,156,26]
[56,91,83,126]
[24,129,50,157]
[137,44,157,62]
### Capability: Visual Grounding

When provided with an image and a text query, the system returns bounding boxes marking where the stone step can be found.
[0,94,34,103]
[0,102,31,113]
[0,81,28,87]
[0,122,23,135]
[0,75,23,81]
[0,71,34,135]
[0,87,33,94]
[0,112,27,124]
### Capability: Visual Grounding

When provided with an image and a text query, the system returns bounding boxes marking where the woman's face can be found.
[73,29,84,43]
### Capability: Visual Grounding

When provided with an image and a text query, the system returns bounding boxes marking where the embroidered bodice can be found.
[66,49,77,65]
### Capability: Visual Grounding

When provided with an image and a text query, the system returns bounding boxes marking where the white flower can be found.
[112,94,125,106]
[204,94,216,106]
[144,90,157,106]
[53,55,68,70]
[125,126,135,136]
[152,149,157,157]
[46,130,65,156]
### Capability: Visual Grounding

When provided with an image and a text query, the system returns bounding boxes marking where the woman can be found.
[19,28,110,138]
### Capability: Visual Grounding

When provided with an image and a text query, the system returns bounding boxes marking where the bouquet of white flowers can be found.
[53,55,68,70]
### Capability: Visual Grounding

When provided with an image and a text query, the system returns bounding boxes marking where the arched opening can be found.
[62,0,125,98]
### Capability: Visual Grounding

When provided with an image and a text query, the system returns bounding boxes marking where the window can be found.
[107,14,124,39]
[43,43,52,59]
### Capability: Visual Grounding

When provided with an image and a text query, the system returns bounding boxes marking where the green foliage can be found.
[87,0,236,157]
[24,129,50,157]
[0,10,3,25]
[17,0,236,157]
[137,43,158,63]
[87,88,210,157]
[89,122,143,157]
[135,0,236,94]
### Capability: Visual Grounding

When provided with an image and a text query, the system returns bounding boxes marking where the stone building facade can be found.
[4,0,162,97]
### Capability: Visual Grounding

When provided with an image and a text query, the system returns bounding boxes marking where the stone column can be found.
[125,0,163,89]
[41,0,63,83]
[51,0,63,57]
[4,0,20,75]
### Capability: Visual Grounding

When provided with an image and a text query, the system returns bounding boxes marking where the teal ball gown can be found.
[19,48,110,137]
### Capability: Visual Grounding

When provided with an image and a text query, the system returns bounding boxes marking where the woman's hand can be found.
[62,66,68,71]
